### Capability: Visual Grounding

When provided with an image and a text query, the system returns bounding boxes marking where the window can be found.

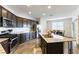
[52,22,64,30]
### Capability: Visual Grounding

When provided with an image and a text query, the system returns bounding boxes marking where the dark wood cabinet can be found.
[29,32,32,40]
[0,6,2,17]
[12,14,17,27]
[40,38,47,54]
[7,11,12,20]
[18,32,37,44]
[30,21,37,32]
[33,23,37,31]
[31,32,36,39]
[40,35,64,54]
[30,20,33,31]
[23,19,27,27]
[0,5,37,44]
[25,33,30,41]
[1,39,10,54]
[19,33,30,44]
[19,33,26,44]
[16,17,23,27]
[2,8,7,18]
[0,6,2,26]
[0,5,37,28]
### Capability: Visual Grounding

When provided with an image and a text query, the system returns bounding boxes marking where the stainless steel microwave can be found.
[0,17,13,27]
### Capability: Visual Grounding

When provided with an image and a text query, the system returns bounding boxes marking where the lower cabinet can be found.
[25,33,30,41]
[29,32,32,40]
[29,32,37,40]
[19,34,26,44]
[19,32,37,44]
[0,32,37,54]
[40,35,64,54]
[32,32,36,39]
[1,39,10,54]
[40,38,47,54]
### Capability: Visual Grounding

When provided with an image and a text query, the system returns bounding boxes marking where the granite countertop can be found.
[10,31,36,34]
[40,33,76,43]
[0,38,9,54]
[0,44,6,54]
[0,38,9,43]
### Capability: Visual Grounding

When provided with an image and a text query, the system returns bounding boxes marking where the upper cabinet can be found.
[23,18,28,28]
[16,17,23,27]
[7,11,12,20]
[32,21,37,31]
[26,20,37,31]
[2,8,7,18]
[12,14,17,27]
[0,6,2,17]
[0,5,37,29]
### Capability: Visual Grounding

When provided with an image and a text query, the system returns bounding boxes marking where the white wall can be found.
[76,16,79,45]
[39,17,73,37]
[64,18,72,37]
[71,6,79,45]
[39,17,48,34]
[42,18,72,37]
[74,6,79,45]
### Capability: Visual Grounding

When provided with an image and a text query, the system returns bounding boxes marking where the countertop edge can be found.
[39,34,76,43]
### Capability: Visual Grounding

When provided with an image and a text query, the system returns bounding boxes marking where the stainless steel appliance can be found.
[0,17,13,27]
[10,36,18,53]
[0,30,18,53]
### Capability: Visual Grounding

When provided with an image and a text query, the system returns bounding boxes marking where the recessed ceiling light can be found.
[48,5,51,9]
[42,13,46,16]
[28,11,32,14]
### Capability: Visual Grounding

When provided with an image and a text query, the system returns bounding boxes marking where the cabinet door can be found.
[7,11,12,20]
[32,32,36,39]
[16,17,23,27]
[33,21,37,31]
[19,34,26,43]
[0,6,2,17]
[29,32,33,40]
[2,8,7,18]
[23,19,28,27]
[12,14,17,27]
[32,24,37,31]
[30,20,33,31]
[25,33,30,41]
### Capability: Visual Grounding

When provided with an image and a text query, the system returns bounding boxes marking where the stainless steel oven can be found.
[10,37,18,52]
[0,17,13,27]
[0,32,18,53]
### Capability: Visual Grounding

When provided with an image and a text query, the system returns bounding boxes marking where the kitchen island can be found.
[39,34,75,54]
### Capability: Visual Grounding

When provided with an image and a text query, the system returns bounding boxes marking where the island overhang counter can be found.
[39,34,76,54]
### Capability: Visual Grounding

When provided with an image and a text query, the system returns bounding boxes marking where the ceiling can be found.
[2,5,78,20]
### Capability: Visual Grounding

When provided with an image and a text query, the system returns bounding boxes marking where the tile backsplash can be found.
[0,27,30,34]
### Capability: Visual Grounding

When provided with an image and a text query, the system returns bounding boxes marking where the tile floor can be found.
[14,39,42,54]
[13,39,79,54]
